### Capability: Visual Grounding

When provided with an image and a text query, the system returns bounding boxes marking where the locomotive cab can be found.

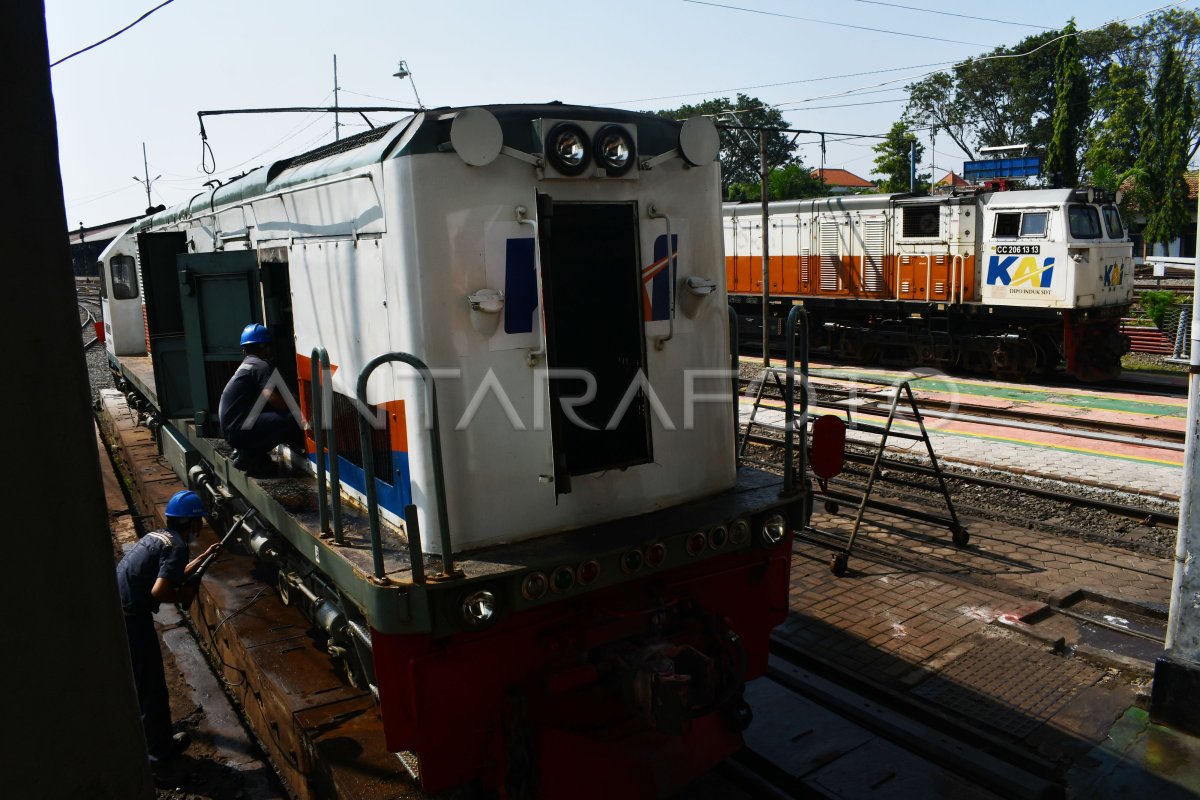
[97,224,147,358]
[980,188,1133,311]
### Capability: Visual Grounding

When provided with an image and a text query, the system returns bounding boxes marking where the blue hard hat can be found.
[239,323,272,347]
[165,490,206,519]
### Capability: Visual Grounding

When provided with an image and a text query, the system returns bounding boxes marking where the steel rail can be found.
[742,430,1178,527]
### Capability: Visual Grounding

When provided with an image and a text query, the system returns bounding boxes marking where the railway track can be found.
[717,642,1066,799]
[740,376,1185,452]
[743,429,1177,532]
[97,383,1162,800]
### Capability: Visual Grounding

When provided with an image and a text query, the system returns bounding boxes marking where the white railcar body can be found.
[101,107,733,552]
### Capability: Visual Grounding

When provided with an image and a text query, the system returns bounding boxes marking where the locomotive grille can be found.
[862,219,885,292]
[819,221,839,292]
[902,205,941,238]
[330,392,394,485]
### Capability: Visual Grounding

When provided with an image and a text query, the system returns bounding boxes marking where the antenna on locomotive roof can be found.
[393,59,424,109]
[132,142,160,216]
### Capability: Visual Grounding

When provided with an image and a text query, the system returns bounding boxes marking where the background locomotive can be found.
[98,104,810,797]
[725,188,1134,381]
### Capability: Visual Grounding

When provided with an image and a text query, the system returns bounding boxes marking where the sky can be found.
[44,0,1188,228]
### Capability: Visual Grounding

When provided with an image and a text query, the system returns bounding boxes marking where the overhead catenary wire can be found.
[679,1,1184,125]
[850,0,1052,29]
[682,0,989,46]
[50,0,177,67]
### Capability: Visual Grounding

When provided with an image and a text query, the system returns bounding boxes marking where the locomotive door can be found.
[138,232,193,417]
[536,195,652,494]
[176,251,263,427]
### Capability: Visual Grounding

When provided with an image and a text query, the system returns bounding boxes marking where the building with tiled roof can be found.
[1120,170,1198,262]
[811,168,874,194]
[935,171,971,188]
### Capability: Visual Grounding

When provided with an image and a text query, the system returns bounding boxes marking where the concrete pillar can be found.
[2,2,154,797]
[1155,168,1200,734]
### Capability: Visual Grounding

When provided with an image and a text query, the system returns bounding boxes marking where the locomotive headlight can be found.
[546,123,590,176]
[760,514,787,547]
[594,125,635,176]
[462,590,498,626]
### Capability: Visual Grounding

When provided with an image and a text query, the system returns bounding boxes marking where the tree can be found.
[726,164,827,202]
[1046,19,1089,187]
[657,94,797,194]
[1137,45,1197,250]
[873,122,928,193]
[1083,62,1149,190]
[904,29,1067,159]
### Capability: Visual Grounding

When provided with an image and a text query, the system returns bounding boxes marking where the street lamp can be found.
[393,59,423,109]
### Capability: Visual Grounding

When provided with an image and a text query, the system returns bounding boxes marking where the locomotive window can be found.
[1068,205,1102,239]
[1102,205,1125,239]
[97,262,107,299]
[1019,212,1047,237]
[993,212,1020,237]
[110,255,139,299]
[902,206,941,238]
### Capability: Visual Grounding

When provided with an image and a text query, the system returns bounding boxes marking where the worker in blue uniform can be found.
[116,490,222,765]
[218,323,304,473]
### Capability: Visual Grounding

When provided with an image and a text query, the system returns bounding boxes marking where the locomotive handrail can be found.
[516,206,548,366]
[356,352,455,581]
[783,305,809,495]
[950,253,961,306]
[310,347,344,544]
[728,305,739,452]
[649,206,675,348]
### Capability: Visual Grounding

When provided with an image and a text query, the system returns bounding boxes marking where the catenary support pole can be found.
[909,139,916,193]
[5,1,154,796]
[1154,166,1200,734]
[760,130,770,367]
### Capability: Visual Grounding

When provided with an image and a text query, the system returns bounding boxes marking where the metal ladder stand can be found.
[734,305,810,490]
[829,373,968,576]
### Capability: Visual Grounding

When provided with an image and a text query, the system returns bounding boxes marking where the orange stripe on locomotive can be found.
[727,253,977,302]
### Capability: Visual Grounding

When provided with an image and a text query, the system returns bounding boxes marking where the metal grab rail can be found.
[728,305,739,452]
[356,352,455,581]
[310,348,344,544]
[783,305,809,495]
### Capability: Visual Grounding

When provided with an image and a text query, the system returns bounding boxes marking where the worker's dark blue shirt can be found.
[218,354,273,439]
[116,529,188,615]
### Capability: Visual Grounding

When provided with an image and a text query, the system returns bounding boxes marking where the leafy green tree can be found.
[1083,62,1149,190]
[726,164,828,202]
[1137,45,1197,250]
[770,163,827,200]
[873,122,928,193]
[657,94,797,194]
[1046,19,1089,187]
[904,29,1067,158]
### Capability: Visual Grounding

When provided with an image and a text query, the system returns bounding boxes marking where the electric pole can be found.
[132,142,160,215]
[334,54,341,141]
[760,129,771,367]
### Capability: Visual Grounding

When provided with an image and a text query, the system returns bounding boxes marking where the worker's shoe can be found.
[147,731,189,765]
[232,449,274,476]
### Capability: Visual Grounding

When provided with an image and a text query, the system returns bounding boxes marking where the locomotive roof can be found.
[722,187,1094,217]
[139,104,686,230]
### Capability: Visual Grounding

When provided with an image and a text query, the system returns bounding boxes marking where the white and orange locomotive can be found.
[99,104,812,798]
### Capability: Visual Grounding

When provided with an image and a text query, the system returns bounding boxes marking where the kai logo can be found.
[987,255,1055,288]
[1104,263,1123,287]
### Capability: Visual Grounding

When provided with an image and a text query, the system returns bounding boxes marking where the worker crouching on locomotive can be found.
[116,491,222,765]
[218,323,304,474]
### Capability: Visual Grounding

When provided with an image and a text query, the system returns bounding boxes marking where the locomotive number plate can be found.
[995,244,1040,254]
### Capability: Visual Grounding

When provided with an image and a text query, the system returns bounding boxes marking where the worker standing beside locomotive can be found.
[115,490,221,765]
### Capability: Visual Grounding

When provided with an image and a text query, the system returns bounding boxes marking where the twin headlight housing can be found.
[543,121,637,179]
